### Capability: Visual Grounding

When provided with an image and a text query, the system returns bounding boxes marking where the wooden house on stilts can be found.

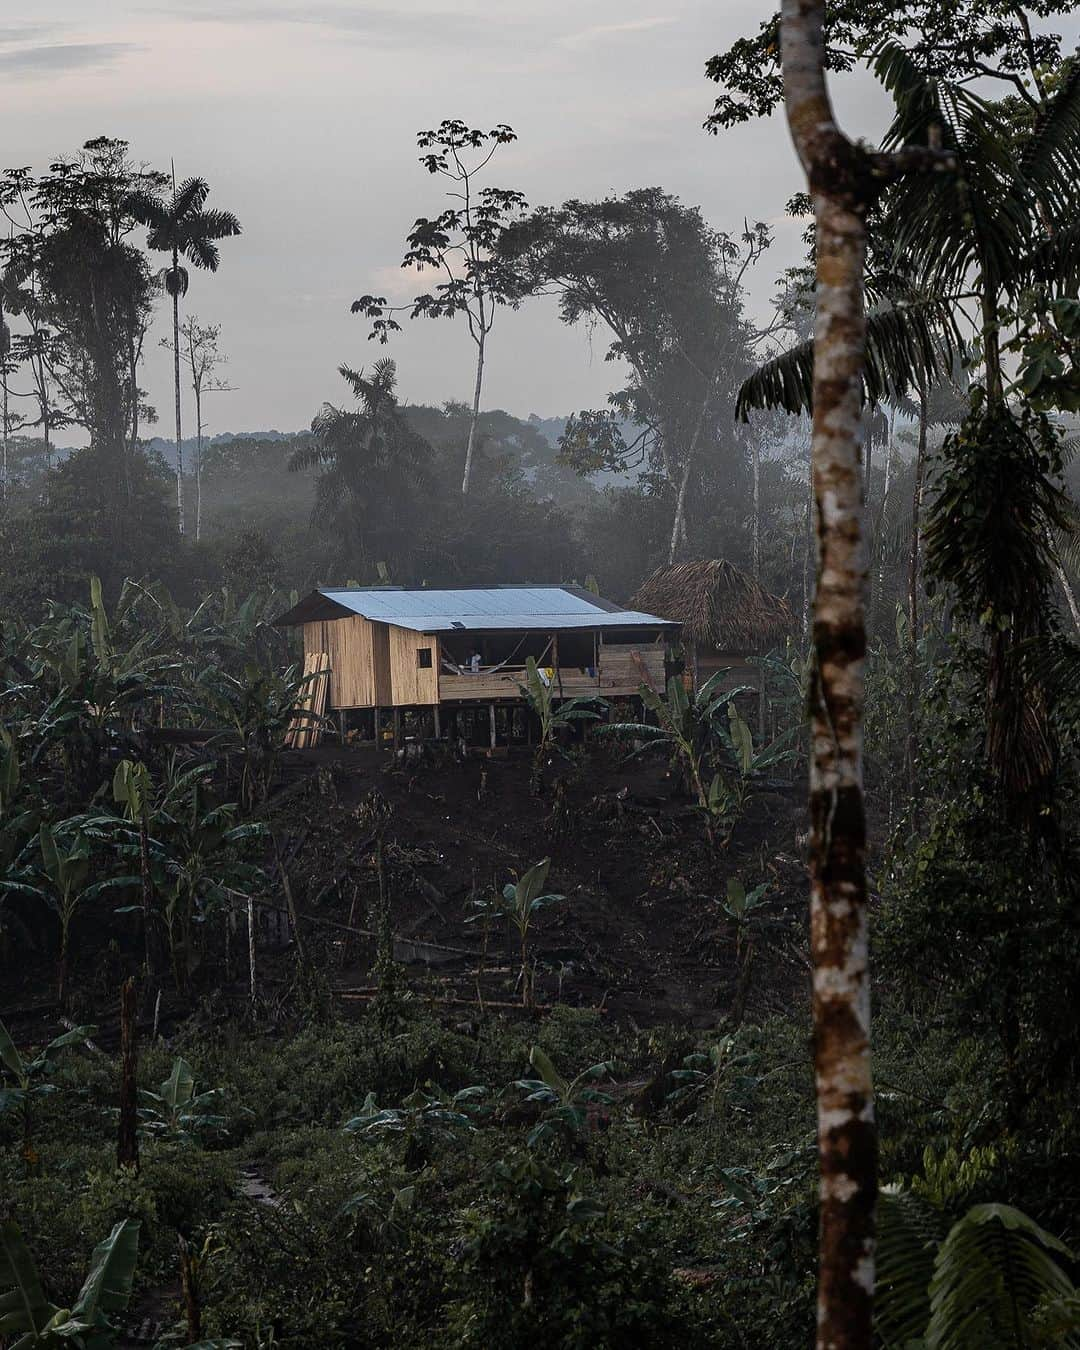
[273,585,679,747]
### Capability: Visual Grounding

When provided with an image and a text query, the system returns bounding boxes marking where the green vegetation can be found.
[3,4,1080,1346]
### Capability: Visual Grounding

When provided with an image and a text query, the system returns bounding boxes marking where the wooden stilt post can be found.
[392,708,402,750]
[489,703,497,750]
[373,707,381,750]
[433,705,441,740]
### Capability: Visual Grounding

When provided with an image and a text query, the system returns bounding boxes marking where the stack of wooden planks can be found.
[286,651,331,749]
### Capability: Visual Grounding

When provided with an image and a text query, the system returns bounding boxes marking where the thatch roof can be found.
[631,559,793,653]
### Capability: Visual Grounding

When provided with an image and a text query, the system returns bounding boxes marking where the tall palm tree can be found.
[128,167,240,534]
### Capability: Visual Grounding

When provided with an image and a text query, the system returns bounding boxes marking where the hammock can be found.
[440,635,549,677]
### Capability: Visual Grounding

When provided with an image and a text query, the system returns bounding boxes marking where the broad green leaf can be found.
[160,1057,196,1111]
[728,705,754,775]
[515,858,552,908]
[0,1022,25,1081]
[70,1219,140,1324]
[528,1045,568,1099]
[0,1218,58,1340]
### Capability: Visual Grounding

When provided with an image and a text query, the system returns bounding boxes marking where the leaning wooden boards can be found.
[286,650,331,748]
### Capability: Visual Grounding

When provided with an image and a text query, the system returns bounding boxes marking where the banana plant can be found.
[0,1019,95,1174]
[721,878,771,962]
[513,1045,616,1148]
[110,759,265,992]
[701,704,799,839]
[17,579,180,796]
[0,1216,139,1347]
[598,670,754,812]
[343,1084,486,1170]
[196,662,330,807]
[138,1056,228,1144]
[467,858,565,1006]
[155,763,265,992]
[34,822,95,1008]
[112,757,159,983]
[0,728,39,954]
[518,655,606,793]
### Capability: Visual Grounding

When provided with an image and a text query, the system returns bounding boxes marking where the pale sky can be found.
[6,1,1062,440]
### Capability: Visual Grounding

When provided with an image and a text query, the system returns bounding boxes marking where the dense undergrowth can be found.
[4,991,1076,1348]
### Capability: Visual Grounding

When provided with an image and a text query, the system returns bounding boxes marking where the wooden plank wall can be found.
[697,652,762,694]
[303,616,380,708]
[372,623,392,704]
[388,625,440,706]
[440,670,523,702]
[599,643,665,694]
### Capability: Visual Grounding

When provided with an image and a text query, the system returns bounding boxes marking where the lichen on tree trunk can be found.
[806,191,875,1350]
[780,3,876,1344]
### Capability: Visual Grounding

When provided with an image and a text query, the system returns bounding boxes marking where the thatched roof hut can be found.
[631,559,793,656]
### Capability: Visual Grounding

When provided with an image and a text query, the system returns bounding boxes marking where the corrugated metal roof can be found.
[276,586,678,633]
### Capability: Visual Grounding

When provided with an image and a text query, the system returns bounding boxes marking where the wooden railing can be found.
[438,648,664,703]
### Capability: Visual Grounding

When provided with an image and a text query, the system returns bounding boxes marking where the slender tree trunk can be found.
[173,275,184,534]
[905,387,928,784]
[982,292,1004,405]
[1055,560,1080,635]
[781,4,875,1343]
[179,1237,202,1342]
[194,378,203,542]
[461,330,485,495]
[751,431,761,581]
[869,406,895,639]
[1,297,8,503]
[802,454,813,642]
[804,195,875,1350]
[247,894,257,1006]
[58,910,71,1009]
[668,457,694,564]
[117,976,139,1172]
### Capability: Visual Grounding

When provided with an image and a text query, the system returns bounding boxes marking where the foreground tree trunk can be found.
[783,3,880,1343]
[780,6,952,1344]
[803,188,876,1350]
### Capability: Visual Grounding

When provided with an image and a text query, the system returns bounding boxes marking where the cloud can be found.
[0,26,54,43]
[560,17,675,49]
[0,42,139,76]
[152,3,517,49]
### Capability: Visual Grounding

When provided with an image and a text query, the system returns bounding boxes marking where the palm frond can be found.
[1016,216,1080,292]
[875,1186,947,1349]
[927,1204,1078,1348]
[123,188,167,231]
[172,176,210,220]
[191,207,242,242]
[737,301,958,419]
[182,234,220,272]
[874,52,1034,297]
[1020,61,1080,222]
